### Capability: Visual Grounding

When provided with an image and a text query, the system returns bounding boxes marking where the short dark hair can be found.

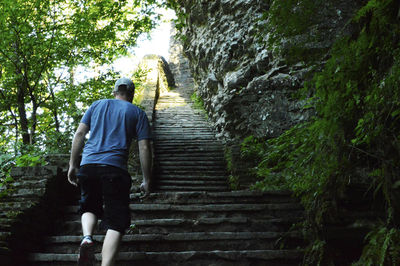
[114,88,132,104]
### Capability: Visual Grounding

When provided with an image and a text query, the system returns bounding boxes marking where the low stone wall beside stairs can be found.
[0,165,76,266]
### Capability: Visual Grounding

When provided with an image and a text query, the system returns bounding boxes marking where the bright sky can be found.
[112,8,176,77]
[75,8,176,81]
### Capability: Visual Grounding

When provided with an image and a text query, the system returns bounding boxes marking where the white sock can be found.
[81,235,93,245]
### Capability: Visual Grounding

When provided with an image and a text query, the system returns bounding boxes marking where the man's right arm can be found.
[138,139,153,195]
[68,123,89,186]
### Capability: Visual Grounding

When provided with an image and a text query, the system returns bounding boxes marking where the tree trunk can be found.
[17,84,30,145]
[49,86,60,133]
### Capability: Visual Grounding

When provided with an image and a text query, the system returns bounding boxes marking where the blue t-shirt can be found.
[80,99,152,170]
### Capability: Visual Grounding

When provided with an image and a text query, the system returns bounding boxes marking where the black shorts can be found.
[77,164,131,234]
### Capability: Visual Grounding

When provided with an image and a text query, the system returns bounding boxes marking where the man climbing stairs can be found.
[28,82,305,265]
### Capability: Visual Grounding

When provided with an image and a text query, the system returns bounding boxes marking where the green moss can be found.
[190,92,208,119]
[228,175,240,190]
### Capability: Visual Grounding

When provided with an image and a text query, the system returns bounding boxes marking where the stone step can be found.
[154,150,225,156]
[154,136,217,141]
[154,175,228,181]
[153,115,207,119]
[0,188,46,202]
[10,166,58,179]
[154,142,223,147]
[152,128,214,133]
[157,161,226,167]
[155,155,225,161]
[129,191,298,204]
[154,131,215,135]
[156,185,229,192]
[155,151,224,156]
[155,176,227,182]
[58,217,300,235]
[152,125,213,129]
[0,201,37,214]
[29,249,304,266]
[4,179,48,189]
[153,119,209,123]
[154,169,227,175]
[40,231,303,254]
[153,122,210,126]
[156,165,226,171]
[154,141,223,146]
[64,203,303,221]
[157,179,227,186]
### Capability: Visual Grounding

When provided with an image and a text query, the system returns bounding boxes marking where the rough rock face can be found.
[175,0,359,141]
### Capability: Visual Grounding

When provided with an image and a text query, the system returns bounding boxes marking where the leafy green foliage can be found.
[0,154,15,198]
[0,146,45,198]
[0,0,160,152]
[354,226,400,266]
[0,0,164,198]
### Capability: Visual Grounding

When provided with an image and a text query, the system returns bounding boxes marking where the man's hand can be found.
[68,166,79,187]
[138,139,152,199]
[68,122,89,187]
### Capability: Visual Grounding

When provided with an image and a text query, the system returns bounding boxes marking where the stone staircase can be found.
[26,85,305,265]
[153,90,229,193]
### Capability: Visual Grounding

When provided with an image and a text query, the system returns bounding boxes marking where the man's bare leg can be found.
[81,212,97,240]
[78,212,97,265]
[101,229,122,266]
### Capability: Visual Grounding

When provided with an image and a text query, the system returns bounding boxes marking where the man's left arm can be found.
[68,123,89,186]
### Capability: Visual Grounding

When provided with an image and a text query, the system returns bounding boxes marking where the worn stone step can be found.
[0,188,46,203]
[155,153,224,159]
[154,131,215,135]
[41,231,303,254]
[154,142,223,147]
[29,249,304,266]
[154,169,228,176]
[154,117,208,122]
[155,142,223,148]
[152,125,213,130]
[157,180,227,186]
[156,185,228,192]
[66,203,302,213]
[59,217,300,235]
[155,176,227,182]
[154,137,218,142]
[157,161,225,167]
[3,179,48,189]
[154,146,224,151]
[129,191,298,204]
[154,173,227,179]
[132,203,303,212]
[10,166,58,179]
[152,129,214,134]
[154,136,217,141]
[155,157,225,163]
[155,171,227,178]
[153,120,211,124]
[64,203,303,221]
[156,165,226,172]
[0,201,37,214]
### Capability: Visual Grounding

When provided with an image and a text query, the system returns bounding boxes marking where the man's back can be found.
[80,99,151,170]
